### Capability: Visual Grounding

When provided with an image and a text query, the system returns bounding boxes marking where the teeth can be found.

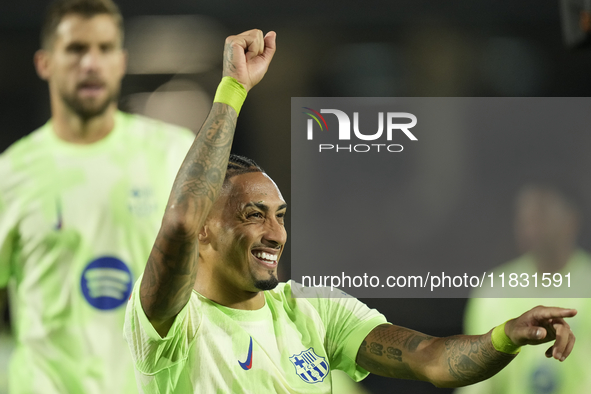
[254,252,277,262]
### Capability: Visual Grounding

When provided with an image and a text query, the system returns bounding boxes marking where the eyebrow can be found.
[64,38,119,47]
[245,202,288,212]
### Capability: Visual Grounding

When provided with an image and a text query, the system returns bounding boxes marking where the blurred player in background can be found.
[0,0,194,392]
[458,183,591,394]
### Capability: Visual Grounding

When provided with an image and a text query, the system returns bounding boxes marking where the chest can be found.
[190,311,332,393]
[4,151,174,311]
[15,153,166,231]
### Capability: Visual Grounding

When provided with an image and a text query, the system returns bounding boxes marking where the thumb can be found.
[262,31,277,61]
[512,326,547,345]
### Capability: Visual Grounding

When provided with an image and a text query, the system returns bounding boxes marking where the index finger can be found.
[232,29,263,52]
[246,29,264,59]
[532,307,577,321]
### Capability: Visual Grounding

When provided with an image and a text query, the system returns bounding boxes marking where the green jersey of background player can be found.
[124,28,579,394]
[0,0,193,393]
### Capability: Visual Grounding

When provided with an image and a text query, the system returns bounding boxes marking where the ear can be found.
[197,224,210,244]
[34,49,51,81]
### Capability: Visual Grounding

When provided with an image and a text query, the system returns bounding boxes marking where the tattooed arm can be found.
[139,30,276,337]
[356,306,577,388]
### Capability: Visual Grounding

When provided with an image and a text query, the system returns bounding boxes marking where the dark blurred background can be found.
[2,1,591,393]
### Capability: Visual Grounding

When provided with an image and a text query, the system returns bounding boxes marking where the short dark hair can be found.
[40,0,124,50]
[225,154,264,183]
[517,181,583,216]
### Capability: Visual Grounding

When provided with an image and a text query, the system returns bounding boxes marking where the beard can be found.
[60,84,119,120]
[254,272,279,291]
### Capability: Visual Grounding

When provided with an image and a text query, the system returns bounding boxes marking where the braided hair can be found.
[224,154,264,184]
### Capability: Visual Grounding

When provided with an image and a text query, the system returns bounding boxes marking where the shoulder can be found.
[269,281,374,316]
[263,281,324,317]
[0,124,50,162]
[265,281,351,302]
[570,249,591,269]
[491,254,534,274]
[117,112,194,147]
[0,124,52,194]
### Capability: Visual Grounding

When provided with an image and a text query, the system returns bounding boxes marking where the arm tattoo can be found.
[387,347,402,361]
[223,42,236,76]
[356,324,516,387]
[444,333,515,385]
[140,104,237,334]
[356,324,432,380]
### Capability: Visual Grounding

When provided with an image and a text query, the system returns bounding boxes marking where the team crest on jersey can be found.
[289,347,330,383]
[80,256,133,310]
[128,187,157,217]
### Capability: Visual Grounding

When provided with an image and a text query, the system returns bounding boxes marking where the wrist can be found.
[214,77,247,115]
[491,321,521,354]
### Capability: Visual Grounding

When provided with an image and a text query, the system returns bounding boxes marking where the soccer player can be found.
[0,0,194,393]
[124,29,578,394]
[458,183,591,394]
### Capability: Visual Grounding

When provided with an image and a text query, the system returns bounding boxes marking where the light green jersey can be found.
[0,111,194,394]
[124,278,387,394]
[457,250,591,394]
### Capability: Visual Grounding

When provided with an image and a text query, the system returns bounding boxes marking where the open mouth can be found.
[251,250,278,268]
[77,82,106,97]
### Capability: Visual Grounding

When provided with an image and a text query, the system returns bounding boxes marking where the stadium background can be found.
[1,1,591,393]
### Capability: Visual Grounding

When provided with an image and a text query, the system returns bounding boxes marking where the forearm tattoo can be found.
[141,104,237,325]
[444,333,515,384]
[356,324,432,380]
[357,324,516,386]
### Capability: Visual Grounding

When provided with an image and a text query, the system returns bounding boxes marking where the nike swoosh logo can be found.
[55,198,63,230]
[238,336,253,370]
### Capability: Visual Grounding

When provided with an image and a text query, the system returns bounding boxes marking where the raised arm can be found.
[139,29,276,337]
[356,305,576,388]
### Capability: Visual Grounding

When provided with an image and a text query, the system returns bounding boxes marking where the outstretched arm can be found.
[356,305,576,388]
[139,30,276,337]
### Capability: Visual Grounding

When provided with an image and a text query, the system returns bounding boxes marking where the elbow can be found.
[424,372,459,389]
[161,206,200,240]
[431,380,464,389]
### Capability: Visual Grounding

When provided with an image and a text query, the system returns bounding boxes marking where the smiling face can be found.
[201,171,288,293]
[36,13,125,120]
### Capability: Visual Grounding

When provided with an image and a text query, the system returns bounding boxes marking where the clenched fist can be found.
[222,29,276,92]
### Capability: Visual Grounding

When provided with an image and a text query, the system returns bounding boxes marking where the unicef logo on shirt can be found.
[80,257,133,310]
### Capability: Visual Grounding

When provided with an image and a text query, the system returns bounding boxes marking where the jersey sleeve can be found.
[0,182,17,288]
[294,284,387,382]
[124,276,201,393]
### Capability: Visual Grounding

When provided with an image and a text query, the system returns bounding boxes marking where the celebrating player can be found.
[124,29,577,394]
